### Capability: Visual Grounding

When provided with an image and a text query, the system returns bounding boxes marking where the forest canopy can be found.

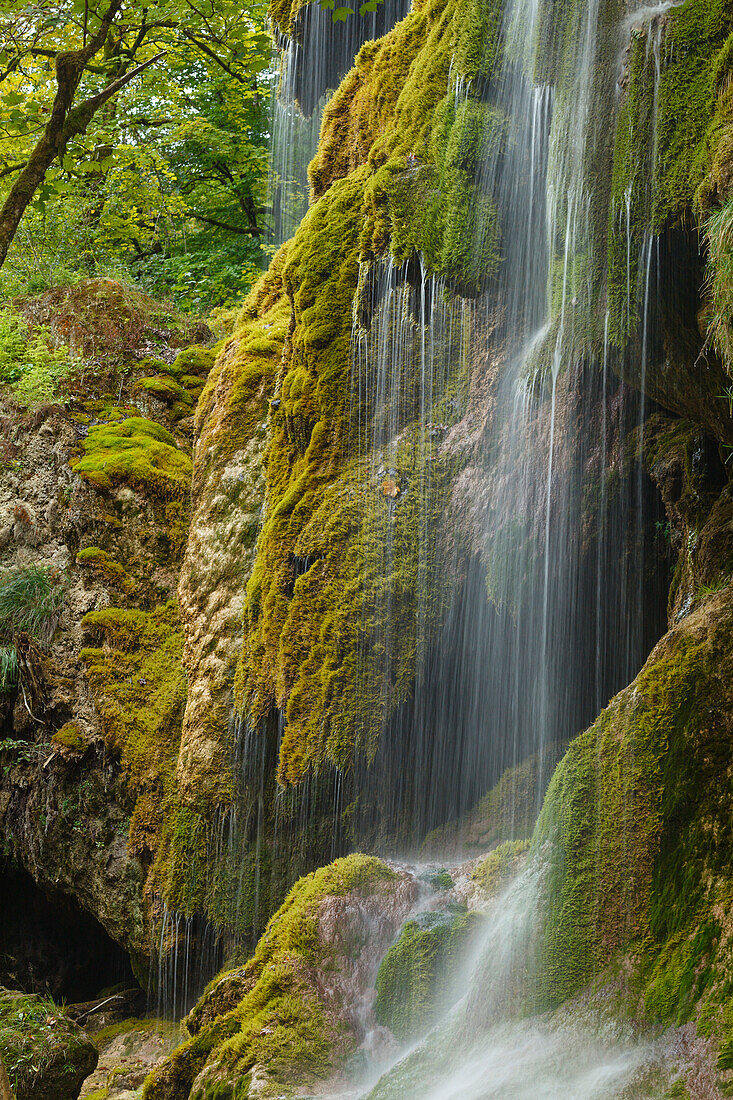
[0,0,273,309]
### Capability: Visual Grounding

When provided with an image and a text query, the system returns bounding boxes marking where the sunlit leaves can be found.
[317,0,382,19]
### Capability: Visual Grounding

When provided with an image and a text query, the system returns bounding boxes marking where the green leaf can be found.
[332,4,354,18]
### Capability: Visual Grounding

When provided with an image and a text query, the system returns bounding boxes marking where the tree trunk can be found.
[0,1055,15,1100]
[0,0,123,268]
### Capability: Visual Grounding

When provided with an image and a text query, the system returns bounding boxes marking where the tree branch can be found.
[0,162,24,179]
[181,31,246,82]
[189,211,254,234]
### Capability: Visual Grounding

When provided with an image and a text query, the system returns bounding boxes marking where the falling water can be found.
[151,0,676,1036]
[344,0,669,846]
[359,862,675,1099]
[337,0,678,1091]
[268,0,410,244]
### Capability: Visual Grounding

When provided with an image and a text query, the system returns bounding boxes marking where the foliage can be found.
[0,644,18,691]
[0,564,65,644]
[0,988,97,1100]
[0,308,75,406]
[705,199,733,374]
[0,0,273,307]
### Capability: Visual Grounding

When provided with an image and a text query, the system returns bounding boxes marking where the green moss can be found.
[133,346,216,418]
[51,720,88,753]
[422,751,562,856]
[73,416,191,499]
[76,546,135,593]
[168,345,217,378]
[137,375,191,403]
[533,593,733,1013]
[472,839,530,896]
[375,904,481,1041]
[145,855,398,1100]
[608,2,733,345]
[72,415,192,554]
[81,601,187,855]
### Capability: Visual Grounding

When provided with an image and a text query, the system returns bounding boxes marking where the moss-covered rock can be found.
[143,854,416,1100]
[374,903,481,1041]
[421,749,564,858]
[533,585,733,1018]
[472,839,530,898]
[81,602,187,860]
[0,987,97,1100]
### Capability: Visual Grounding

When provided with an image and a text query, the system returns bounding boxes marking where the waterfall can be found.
[336,0,679,1090]
[268,0,411,245]
[344,0,669,846]
[359,861,671,1099]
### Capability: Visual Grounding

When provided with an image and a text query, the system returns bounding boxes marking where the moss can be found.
[607,2,733,346]
[72,415,192,554]
[145,855,398,1100]
[73,416,191,499]
[81,601,187,855]
[76,546,135,594]
[421,749,563,857]
[533,591,733,1014]
[51,719,88,753]
[168,345,218,378]
[133,346,216,419]
[92,1017,179,1046]
[137,375,191,403]
[374,904,481,1041]
[472,839,530,896]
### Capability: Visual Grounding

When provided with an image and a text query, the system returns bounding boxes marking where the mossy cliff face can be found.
[174,251,289,813]
[144,855,416,1100]
[0,280,215,982]
[534,580,733,1025]
[156,0,733,942]
[232,0,506,799]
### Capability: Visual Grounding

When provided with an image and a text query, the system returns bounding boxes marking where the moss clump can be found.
[72,415,192,554]
[375,904,481,1042]
[0,987,98,1100]
[51,719,88,753]
[81,601,187,856]
[134,346,217,420]
[144,855,399,1100]
[72,416,191,499]
[472,839,530,897]
[76,546,135,594]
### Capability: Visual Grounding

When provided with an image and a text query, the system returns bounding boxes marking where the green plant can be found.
[0,307,75,406]
[695,575,731,599]
[0,645,18,692]
[706,202,733,371]
[0,564,66,644]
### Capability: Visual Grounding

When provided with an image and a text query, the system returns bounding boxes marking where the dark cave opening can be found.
[0,865,137,1003]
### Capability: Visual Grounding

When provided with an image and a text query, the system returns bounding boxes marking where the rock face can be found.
[0,986,98,1100]
[4,2,733,1097]
[0,280,215,982]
